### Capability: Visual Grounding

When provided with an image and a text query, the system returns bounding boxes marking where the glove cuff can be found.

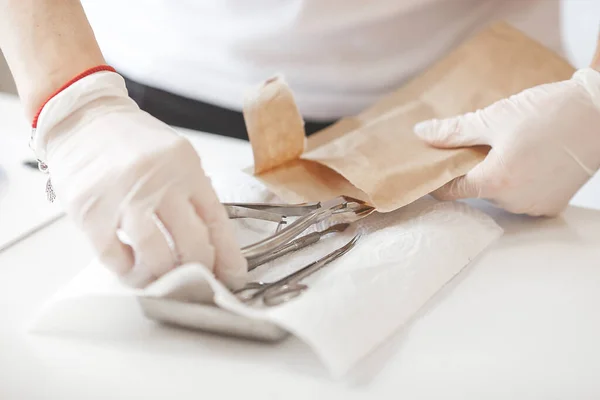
[572,68,600,111]
[31,68,129,164]
[31,65,116,130]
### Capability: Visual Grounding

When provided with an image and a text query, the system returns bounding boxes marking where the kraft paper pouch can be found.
[243,23,575,211]
[244,75,306,174]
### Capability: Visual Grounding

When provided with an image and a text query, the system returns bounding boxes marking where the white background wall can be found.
[0,1,597,96]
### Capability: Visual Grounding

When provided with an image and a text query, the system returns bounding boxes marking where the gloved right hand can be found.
[32,71,247,288]
[414,68,600,217]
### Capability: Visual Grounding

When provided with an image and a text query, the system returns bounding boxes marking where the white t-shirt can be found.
[81,0,534,120]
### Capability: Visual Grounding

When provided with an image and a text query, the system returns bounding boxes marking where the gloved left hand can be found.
[414,68,600,216]
[32,71,247,288]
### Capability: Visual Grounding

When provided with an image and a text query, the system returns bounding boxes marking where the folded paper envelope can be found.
[243,22,575,212]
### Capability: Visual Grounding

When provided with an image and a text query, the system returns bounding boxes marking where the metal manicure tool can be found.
[235,234,360,306]
[224,195,374,270]
[245,223,350,270]
[223,196,372,306]
[140,195,375,341]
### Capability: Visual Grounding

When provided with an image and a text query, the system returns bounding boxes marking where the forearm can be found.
[0,0,105,120]
[592,31,600,71]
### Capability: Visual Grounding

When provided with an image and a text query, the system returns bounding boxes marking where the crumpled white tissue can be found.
[31,170,503,377]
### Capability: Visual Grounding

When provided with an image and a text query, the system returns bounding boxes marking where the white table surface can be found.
[2,92,600,400]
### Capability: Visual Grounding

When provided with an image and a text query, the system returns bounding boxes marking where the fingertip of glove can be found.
[430,187,459,202]
[212,237,248,290]
[414,118,455,146]
[216,258,248,290]
[430,176,475,202]
[118,266,156,289]
[413,120,436,138]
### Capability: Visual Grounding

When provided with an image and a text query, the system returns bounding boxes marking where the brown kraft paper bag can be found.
[242,22,575,212]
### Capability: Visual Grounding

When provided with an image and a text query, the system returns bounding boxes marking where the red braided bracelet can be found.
[31,65,116,129]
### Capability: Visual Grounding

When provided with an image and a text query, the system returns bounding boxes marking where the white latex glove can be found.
[414,68,600,217]
[33,71,247,288]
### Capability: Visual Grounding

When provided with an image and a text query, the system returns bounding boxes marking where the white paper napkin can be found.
[31,171,503,377]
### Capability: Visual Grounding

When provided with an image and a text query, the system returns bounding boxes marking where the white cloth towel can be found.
[31,170,503,377]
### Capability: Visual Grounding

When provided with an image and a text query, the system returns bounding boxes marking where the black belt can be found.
[122,75,335,140]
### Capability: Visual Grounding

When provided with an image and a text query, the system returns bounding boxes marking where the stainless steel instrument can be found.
[246,223,350,271]
[140,196,375,341]
[225,196,374,268]
[235,234,360,306]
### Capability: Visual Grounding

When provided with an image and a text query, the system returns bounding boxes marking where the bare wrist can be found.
[593,52,600,72]
[23,55,106,121]
[592,35,600,72]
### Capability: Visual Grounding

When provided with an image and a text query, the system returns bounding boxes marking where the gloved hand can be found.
[414,68,600,216]
[33,71,247,288]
